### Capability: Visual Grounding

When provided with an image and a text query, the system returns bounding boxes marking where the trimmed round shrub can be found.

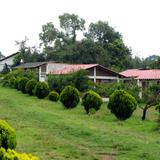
[18,77,29,93]
[82,90,103,114]
[0,120,17,149]
[108,89,137,120]
[25,79,37,96]
[9,77,16,88]
[35,82,50,99]
[60,85,80,109]
[0,147,39,160]
[14,78,20,90]
[48,91,59,102]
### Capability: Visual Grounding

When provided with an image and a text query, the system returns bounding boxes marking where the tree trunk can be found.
[142,108,147,120]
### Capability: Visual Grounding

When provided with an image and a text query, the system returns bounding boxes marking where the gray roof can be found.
[14,62,47,69]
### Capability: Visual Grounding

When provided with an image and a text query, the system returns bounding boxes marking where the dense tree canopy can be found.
[12,13,159,71]
[39,22,58,47]
[85,21,121,47]
[59,13,85,43]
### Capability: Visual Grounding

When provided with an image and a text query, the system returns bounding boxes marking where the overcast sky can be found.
[0,0,160,58]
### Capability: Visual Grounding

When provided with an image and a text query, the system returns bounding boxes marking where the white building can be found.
[0,53,18,72]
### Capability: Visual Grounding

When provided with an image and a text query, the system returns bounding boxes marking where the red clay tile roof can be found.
[49,64,98,74]
[120,69,160,80]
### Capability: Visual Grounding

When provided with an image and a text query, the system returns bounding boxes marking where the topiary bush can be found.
[60,85,80,109]
[0,120,16,149]
[82,90,103,114]
[25,79,37,96]
[108,89,137,120]
[14,78,20,90]
[0,147,39,160]
[18,77,29,93]
[9,77,16,88]
[48,91,59,102]
[35,82,50,99]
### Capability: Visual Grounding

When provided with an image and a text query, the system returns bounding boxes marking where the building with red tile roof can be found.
[120,69,160,80]
[15,62,125,82]
[120,69,160,98]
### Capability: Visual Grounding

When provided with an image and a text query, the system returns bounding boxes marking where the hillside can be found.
[0,86,160,160]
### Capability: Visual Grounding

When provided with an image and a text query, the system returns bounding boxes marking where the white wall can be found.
[0,56,16,72]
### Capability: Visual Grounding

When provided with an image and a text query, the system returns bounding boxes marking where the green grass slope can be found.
[0,86,160,160]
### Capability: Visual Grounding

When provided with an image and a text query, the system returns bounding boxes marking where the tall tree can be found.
[59,13,85,43]
[38,13,135,70]
[85,21,121,47]
[39,22,58,47]
[76,39,107,65]
[14,37,32,66]
[131,56,144,69]
[149,56,160,69]
[13,37,45,66]
[107,39,132,70]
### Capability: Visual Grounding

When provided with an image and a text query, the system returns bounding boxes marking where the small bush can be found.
[9,77,16,88]
[108,89,137,120]
[48,70,89,93]
[26,79,37,96]
[48,91,59,102]
[1,74,12,87]
[0,147,39,160]
[60,86,80,109]
[0,120,16,149]
[82,90,103,114]
[18,77,29,93]
[1,69,38,87]
[14,78,20,90]
[35,82,50,99]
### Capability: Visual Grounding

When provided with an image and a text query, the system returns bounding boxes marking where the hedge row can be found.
[1,71,137,120]
[5,74,104,114]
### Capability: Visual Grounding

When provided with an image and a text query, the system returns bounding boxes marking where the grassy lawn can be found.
[0,86,160,160]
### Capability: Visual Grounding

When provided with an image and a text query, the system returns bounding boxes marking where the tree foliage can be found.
[140,83,160,120]
[11,13,159,71]
[35,82,50,99]
[48,91,59,102]
[82,90,103,114]
[0,120,17,149]
[0,147,39,160]
[85,21,121,46]
[108,89,137,120]
[13,37,45,66]
[25,79,37,96]
[38,15,133,70]
[39,22,58,47]
[59,13,85,43]
[60,85,80,109]
[48,69,89,93]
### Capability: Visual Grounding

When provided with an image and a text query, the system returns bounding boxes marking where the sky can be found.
[0,0,160,58]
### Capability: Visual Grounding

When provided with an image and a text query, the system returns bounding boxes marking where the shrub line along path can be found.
[0,86,160,160]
